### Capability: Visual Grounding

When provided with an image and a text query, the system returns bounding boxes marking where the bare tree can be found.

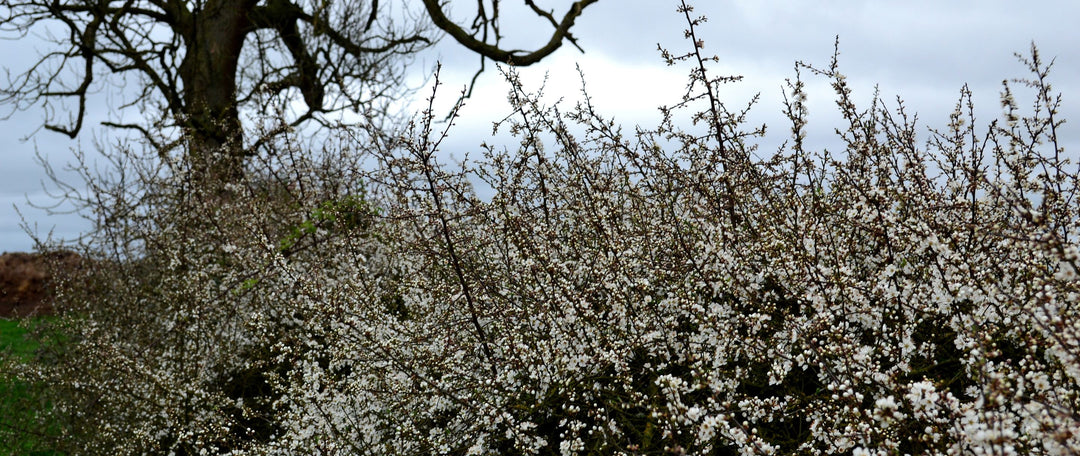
[0,0,600,181]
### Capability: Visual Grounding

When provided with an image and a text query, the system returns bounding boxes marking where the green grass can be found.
[1,318,40,360]
[1,317,64,455]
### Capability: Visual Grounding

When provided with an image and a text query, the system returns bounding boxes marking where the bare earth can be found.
[0,251,82,318]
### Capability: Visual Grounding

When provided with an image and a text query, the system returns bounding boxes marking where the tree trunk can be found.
[178,0,255,185]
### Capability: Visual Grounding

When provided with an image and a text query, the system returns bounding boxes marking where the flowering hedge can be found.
[5,3,1079,455]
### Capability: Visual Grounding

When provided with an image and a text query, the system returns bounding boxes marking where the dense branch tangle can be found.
[0,0,600,182]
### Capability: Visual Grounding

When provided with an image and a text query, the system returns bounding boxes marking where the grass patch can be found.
[0,318,40,360]
[1,317,64,455]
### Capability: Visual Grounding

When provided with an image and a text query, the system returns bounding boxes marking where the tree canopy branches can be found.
[0,0,601,180]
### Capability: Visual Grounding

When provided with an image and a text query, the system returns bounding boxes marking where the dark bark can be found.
[177,0,256,182]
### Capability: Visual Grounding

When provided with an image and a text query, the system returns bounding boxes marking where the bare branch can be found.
[421,0,598,66]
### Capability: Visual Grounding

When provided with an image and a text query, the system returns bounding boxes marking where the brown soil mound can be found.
[0,251,84,318]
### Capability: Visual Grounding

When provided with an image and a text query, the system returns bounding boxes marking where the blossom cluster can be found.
[5,6,1079,455]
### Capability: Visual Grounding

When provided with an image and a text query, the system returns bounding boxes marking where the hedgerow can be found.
[8,2,1080,454]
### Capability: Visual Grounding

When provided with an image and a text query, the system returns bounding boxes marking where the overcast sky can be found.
[2,0,1078,253]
